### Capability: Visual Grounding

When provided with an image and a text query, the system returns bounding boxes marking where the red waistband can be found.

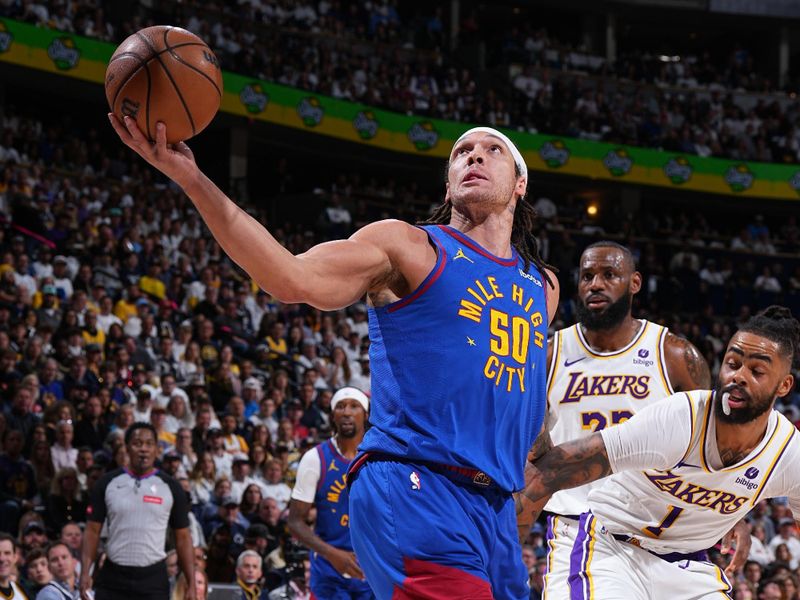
[347,453,493,487]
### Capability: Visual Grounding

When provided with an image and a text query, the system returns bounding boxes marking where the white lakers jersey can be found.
[593,390,800,554]
[3,581,29,599]
[545,320,674,516]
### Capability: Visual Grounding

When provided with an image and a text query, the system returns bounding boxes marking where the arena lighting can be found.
[658,55,681,62]
[587,204,599,216]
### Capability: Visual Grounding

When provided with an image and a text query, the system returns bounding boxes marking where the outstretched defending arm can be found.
[518,433,612,509]
[109,116,432,310]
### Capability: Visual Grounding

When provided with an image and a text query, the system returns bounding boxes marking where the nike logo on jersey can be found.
[675,460,702,469]
[564,357,586,367]
[453,248,474,263]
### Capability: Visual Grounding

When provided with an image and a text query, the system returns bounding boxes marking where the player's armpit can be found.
[518,433,612,506]
[663,333,711,392]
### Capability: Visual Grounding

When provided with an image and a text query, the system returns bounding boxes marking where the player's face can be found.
[446,133,525,211]
[126,428,158,472]
[715,332,795,424]
[48,545,75,581]
[575,247,640,331]
[333,398,367,439]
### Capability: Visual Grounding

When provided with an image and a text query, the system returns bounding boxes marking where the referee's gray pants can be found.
[95,559,169,600]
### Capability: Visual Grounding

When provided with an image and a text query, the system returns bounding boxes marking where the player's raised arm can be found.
[109,115,426,310]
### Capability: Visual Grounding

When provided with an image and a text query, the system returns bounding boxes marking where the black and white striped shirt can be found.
[88,468,189,567]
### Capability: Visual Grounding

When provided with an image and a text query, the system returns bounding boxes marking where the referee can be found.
[79,423,195,600]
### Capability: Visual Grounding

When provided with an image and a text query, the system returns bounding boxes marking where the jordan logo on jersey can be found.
[457,275,545,393]
[453,248,474,263]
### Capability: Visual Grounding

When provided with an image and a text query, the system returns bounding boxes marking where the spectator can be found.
[0,429,36,533]
[50,420,77,471]
[45,468,86,532]
[22,547,52,597]
[258,460,292,512]
[767,519,800,570]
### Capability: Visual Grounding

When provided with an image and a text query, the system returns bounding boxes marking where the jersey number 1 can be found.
[642,505,684,538]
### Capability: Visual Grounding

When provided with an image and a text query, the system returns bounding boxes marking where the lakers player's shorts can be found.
[310,551,375,600]
[564,512,733,600]
[542,514,582,599]
[348,456,529,600]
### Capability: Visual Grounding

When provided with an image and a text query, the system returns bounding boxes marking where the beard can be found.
[714,379,779,424]
[575,291,632,331]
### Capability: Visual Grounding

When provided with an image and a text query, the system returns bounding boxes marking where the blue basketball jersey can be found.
[359,224,549,492]
[314,439,354,550]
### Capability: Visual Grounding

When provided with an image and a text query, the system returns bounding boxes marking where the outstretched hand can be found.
[107,114,198,189]
[721,519,751,578]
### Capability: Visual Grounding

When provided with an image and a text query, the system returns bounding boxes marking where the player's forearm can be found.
[519,433,612,505]
[515,469,550,543]
[287,515,337,558]
[180,171,308,301]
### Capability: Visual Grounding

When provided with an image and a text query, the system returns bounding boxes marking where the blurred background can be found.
[0,1,799,599]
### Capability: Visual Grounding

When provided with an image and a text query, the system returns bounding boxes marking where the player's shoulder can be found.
[351,219,427,246]
[660,330,711,391]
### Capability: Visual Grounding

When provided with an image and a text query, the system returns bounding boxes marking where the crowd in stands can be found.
[6,1,800,164]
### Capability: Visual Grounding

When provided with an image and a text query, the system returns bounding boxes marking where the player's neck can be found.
[580,317,641,353]
[334,435,359,459]
[715,411,772,467]
[448,207,514,258]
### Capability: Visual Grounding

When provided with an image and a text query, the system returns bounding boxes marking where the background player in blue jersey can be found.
[288,387,374,600]
[110,116,559,599]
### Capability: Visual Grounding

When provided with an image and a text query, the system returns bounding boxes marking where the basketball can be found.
[104,26,223,144]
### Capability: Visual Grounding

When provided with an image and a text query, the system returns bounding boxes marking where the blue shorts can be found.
[349,458,529,600]
[311,552,376,600]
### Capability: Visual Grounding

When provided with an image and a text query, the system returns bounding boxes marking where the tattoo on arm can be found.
[682,338,711,389]
[519,433,612,507]
[527,411,554,463]
[515,433,610,544]
[668,334,711,392]
[517,417,555,542]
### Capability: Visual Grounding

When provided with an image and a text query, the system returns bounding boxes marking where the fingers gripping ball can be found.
[105,26,222,144]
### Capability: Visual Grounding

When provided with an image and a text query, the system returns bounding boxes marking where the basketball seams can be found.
[107,43,209,109]
[162,28,222,98]
[135,29,197,137]
[107,27,221,142]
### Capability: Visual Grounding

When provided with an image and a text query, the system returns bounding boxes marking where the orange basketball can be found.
[105,26,222,144]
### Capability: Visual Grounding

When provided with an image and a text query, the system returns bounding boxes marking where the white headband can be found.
[454,127,528,181]
[331,387,369,413]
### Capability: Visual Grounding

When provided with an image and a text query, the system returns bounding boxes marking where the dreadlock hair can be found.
[419,163,556,288]
[739,305,800,369]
